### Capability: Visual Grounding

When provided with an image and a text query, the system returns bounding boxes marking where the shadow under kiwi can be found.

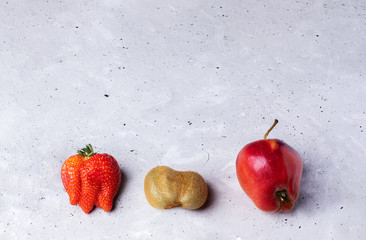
[196,182,216,211]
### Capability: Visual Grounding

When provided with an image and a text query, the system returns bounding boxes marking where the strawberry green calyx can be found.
[77,144,96,158]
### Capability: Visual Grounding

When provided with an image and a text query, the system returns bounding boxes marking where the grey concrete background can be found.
[0,0,365,239]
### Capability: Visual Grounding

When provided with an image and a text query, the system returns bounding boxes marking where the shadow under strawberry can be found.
[110,168,127,212]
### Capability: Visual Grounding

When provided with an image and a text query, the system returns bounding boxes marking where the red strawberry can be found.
[61,144,121,213]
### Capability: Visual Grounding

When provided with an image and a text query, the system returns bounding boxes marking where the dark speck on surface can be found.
[104,94,109,97]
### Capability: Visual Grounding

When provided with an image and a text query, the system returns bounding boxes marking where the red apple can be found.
[236,119,303,212]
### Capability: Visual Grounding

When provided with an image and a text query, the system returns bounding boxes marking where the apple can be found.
[236,119,303,212]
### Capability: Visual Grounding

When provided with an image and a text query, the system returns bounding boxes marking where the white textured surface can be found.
[1,0,366,239]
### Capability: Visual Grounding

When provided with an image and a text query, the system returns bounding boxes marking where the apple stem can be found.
[264,119,279,139]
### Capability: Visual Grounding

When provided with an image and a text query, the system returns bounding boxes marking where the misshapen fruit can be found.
[61,144,121,213]
[236,120,303,212]
[144,166,208,210]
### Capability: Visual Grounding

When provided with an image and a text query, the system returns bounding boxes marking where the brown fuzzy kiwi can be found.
[144,166,208,209]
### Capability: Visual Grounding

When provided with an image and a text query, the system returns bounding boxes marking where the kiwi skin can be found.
[144,166,208,210]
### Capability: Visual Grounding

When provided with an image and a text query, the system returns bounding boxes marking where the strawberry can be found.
[61,144,121,213]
